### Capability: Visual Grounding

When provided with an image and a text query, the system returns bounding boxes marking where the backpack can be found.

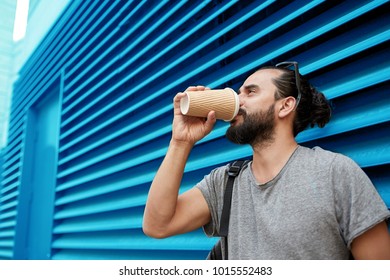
[207,160,250,260]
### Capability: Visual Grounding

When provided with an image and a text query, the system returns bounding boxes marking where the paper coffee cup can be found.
[180,88,239,121]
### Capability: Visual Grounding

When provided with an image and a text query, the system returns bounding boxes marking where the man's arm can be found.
[143,140,211,238]
[143,87,216,238]
[351,220,390,259]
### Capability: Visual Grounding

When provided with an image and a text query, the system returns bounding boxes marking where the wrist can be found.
[170,138,195,150]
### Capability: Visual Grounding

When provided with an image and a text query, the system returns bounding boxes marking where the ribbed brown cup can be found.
[180,88,239,121]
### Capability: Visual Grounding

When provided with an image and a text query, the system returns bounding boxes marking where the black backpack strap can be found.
[219,160,247,236]
[218,160,249,259]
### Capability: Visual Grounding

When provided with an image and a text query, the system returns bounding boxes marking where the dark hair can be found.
[260,66,332,136]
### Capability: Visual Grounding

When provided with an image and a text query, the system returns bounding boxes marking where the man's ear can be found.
[278,96,296,118]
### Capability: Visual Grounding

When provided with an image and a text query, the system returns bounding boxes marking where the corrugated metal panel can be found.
[0,0,84,260]
[0,0,389,260]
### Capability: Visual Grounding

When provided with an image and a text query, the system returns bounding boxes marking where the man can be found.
[143,62,390,259]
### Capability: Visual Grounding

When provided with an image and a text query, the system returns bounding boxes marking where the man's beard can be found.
[226,104,276,146]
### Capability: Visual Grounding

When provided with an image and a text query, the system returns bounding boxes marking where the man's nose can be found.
[237,93,245,107]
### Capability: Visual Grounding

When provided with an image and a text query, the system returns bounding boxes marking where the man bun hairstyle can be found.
[270,67,332,136]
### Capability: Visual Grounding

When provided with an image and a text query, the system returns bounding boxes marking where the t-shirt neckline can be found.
[249,145,301,188]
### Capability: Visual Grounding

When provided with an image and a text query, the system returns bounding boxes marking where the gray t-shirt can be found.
[196,146,390,259]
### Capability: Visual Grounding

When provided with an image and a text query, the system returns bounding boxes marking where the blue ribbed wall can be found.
[0,0,389,260]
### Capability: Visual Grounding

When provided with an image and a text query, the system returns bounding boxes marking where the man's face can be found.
[225,69,281,146]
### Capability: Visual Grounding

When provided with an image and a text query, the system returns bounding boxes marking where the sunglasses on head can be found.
[275,61,302,110]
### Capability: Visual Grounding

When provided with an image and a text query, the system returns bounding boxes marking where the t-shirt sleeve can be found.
[332,154,390,248]
[195,165,229,237]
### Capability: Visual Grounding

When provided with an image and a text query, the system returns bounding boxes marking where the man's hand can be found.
[172,86,217,145]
